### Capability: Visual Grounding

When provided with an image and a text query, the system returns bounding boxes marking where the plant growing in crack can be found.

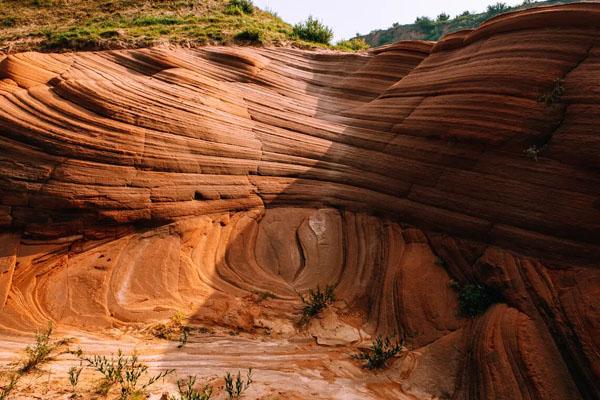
[450,280,501,317]
[299,285,336,325]
[538,78,565,106]
[523,144,547,161]
[352,336,402,369]
[527,77,567,161]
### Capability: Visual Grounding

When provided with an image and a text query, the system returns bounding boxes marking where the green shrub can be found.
[415,16,435,33]
[19,323,68,373]
[234,29,263,43]
[83,350,173,399]
[150,311,191,348]
[437,13,450,22]
[226,0,254,15]
[335,38,369,52]
[170,376,213,400]
[224,369,253,400]
[300,285,336,324]
[487,2,509,16]
[292,16,333,44]
[352,336,402,369]
[450,281,500,317]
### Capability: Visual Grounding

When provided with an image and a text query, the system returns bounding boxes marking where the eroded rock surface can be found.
[0,4,598,399]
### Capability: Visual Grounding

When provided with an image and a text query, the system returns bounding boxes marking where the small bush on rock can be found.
[450,281,500,317]
[300,285,336,324]
[234,29,263,43]
[226,0,254,15]
[352,336,402,369]
[292,16,333,44]
[335,37,369,52]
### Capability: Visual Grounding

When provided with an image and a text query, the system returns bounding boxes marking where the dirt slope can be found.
[0,3,599,399]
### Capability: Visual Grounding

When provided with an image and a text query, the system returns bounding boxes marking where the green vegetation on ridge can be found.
[361,0,583,46]
[0,0,366,53]
[0,0,291,52]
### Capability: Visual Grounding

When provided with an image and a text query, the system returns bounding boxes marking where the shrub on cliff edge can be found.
[450,281,500,317]
[292,16,333,44]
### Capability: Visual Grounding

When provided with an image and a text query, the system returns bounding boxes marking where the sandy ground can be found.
[0,327,412,400]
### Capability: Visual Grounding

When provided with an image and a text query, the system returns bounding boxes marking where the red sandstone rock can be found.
[0,4,598,399]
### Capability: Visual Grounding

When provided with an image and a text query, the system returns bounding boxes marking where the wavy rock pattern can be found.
[0,4,599,399]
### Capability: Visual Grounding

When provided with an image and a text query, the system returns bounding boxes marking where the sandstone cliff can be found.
[0,4,598,399]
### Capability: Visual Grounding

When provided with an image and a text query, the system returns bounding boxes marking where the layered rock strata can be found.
[0,4,598,399]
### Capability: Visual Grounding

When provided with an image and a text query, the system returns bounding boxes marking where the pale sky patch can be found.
[254,0,524,42]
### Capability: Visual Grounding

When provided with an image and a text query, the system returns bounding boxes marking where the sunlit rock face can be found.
[0,4,598,399]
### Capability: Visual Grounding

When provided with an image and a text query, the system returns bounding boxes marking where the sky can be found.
[253,0,524,42]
